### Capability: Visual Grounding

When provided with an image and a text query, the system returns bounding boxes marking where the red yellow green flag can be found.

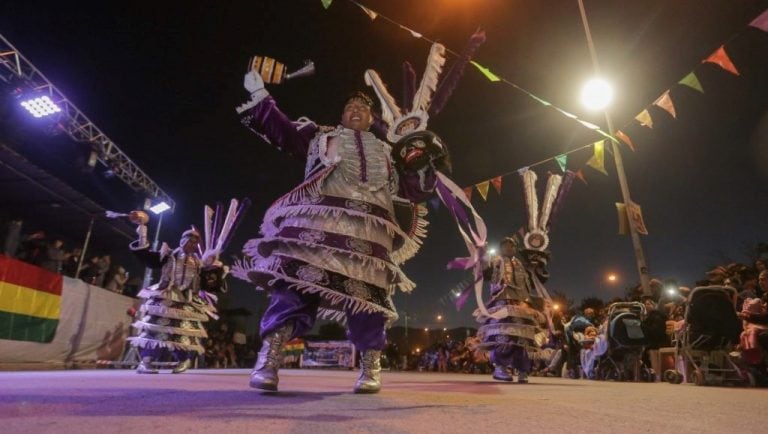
[0,255,62,343]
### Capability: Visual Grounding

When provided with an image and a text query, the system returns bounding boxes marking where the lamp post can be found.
[577,0,651,296]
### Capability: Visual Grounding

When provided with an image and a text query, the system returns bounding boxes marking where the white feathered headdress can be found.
[364,43,446,143]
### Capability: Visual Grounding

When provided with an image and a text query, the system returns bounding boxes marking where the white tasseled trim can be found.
[139,304,209,321]
[241,237,415,293]
[127,337,205,355]
[131,321,209,338]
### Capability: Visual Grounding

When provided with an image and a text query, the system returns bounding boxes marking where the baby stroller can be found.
[664,286,754,386]
[593,302,653,381]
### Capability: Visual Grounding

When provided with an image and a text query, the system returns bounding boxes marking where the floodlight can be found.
[19,95,62,118]
[149,201,171,214]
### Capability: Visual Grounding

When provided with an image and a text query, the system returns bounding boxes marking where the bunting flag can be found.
[615,130,635,152]
[470,61,501,82]
[463,186,473,201]
[586,140,608,175]
[679,72,704,93]
[704,46,740,76]
[635,109,654,128]
[750,8,768,31]
[555,154,567,172]
[490,176,503,194]
[358,4,378,20]
[628,201,649,235]
[0,255,62,343]
[653,91,677,118]
[615,202,629,235]
[321,0,332,9]
[575,169,588,185]
[476,181,490,201]
[401,26,423,38]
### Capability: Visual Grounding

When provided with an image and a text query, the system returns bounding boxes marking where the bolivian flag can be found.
[283,338,305,355]
[0,255,62,343]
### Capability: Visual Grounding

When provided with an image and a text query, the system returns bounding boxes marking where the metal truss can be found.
[0,33,175,211]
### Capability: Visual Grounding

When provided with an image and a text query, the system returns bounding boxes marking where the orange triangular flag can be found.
[615,130,635,152]
[476,181,490,201]
[653,91,677,118]
[575,169,588,185]
[463,186,473,201]
[703,46,740,76]
[635,109,653,128]
[490,176,503,194]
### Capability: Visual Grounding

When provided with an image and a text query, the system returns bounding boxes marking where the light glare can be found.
[581,78,614,110]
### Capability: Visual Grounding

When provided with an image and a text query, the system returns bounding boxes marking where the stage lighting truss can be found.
[0,32,175,212]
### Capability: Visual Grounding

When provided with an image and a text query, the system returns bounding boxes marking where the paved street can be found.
[0,369,764,433]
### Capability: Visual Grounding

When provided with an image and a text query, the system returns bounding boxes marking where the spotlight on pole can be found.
[19,95,62,118]
[580,78,613,111]
[148,201,171,215]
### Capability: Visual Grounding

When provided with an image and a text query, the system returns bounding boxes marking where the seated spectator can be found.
[739,298,768,365]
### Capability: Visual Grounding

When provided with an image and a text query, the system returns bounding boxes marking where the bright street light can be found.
[580,78,613,111]
[606,273,618,283]
[149,201,171,215]
[436,314,443,321]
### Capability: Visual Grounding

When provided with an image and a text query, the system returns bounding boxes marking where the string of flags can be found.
[322,1,768,234]
[323,0,621,146]
[430,7,768,206]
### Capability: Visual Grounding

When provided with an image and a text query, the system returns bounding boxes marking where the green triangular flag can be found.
[321,0,332,9]
[555,154,567,172]
[471,61,501,82]
[679,72,704,93]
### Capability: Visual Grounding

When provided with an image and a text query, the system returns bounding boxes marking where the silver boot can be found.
[172,358,192,374]
[492,365,513,382]
[354,350,382,394]
[136,356,158,374]
[250,323,293,391]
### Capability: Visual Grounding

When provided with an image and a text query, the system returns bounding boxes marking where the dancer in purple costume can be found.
[475,237,549,383]
[233,70,440,393]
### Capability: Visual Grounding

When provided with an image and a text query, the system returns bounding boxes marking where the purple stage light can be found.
[19,95,62,118]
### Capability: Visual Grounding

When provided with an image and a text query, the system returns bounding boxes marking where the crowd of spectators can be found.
[2,218,135,296]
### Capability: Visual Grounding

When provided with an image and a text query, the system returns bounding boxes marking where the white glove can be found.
[244,71,265,94]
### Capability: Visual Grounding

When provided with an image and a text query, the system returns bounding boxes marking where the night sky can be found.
[2,0,768,328]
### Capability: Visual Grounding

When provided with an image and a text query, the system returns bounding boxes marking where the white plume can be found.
[412,43,446,112]
[364,69,401,127]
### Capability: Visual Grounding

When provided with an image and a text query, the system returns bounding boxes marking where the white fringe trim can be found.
[132,321,209,338]
[127,337,205,354]
[139,304,209,321]
[241,237,415,293]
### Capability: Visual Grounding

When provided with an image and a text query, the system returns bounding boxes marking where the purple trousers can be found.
[140,348,192,362]
[490,345,531,373]
[261,284,387,352]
